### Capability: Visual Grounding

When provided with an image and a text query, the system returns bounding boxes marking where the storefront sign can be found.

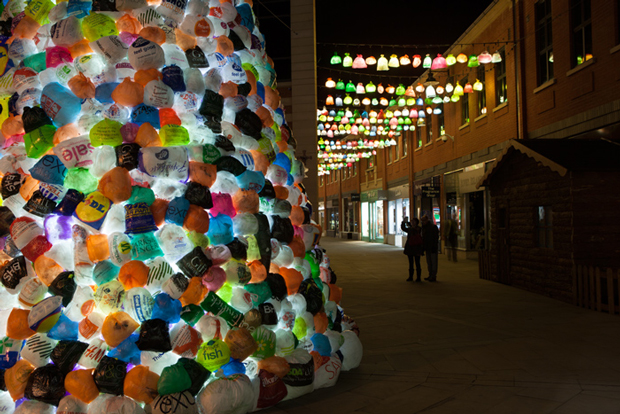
[422,186,440,198]
[361,189,388,202]
[318,201,325,211]
[413,178,432,195]
[327,199,338,208]
[351,193,360,201]
[459,168,486,193]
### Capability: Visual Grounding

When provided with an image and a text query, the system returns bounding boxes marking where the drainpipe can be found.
[512,0,526,140]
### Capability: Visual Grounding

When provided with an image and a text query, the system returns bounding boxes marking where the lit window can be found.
[495,49,507,105]
[571,0,592,67]
[535,206,553,248]
[536,0,554,84]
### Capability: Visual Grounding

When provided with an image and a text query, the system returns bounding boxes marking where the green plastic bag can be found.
[24,124,56,158]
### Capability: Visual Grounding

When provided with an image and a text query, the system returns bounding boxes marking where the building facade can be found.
[317,0,620,263]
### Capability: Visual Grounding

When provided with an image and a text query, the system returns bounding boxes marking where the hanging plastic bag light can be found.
[377,55,389,71]
[492,51,503,63]
[366,55,377,65]
[425,85,436,98]
[400,54,411,65]
[325,78,336,88]
[412,54,422,68]
[385,84,396,94]
[445,82,454,93]
[473,79,483,91]
[433,107,443,115]
[326,95,335,105]
[422,54,432,68]
[405,85,416,97]
[345,81,356,92]
[336,96,344,106]
[478,50,493,64]
[436,85,445,95]
[446,54,457,66]
[362,97,371,105]
[451,94,460,102]
[388,54,400,68]
[416,97,424,106]
[432,96,443,104]
[372,98,379,105]
[431,54,447,70]
[398,97,406,107]
[453,82,464,96]
[343,53,353,67]
[395,84,406,95]
[444,95,451,103]
[352,54,367,69]
[356,83,366,94]
[380,97,389,106]
[336,79,345,90]
[415,83,425,93]
[456,52,468,63]
[353,98,361,106]
[463,82,473,93]
[407,97,416,105]
[468,54,479,67]
[331,52,342,64]
[377,83,385,94]
[365,82,377,93]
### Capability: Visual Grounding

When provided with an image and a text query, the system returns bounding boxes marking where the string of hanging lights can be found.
[326,50,502,70]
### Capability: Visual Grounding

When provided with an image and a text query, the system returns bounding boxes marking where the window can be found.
[402,132,408,156]
[395,140,399,160]
[477,66,486,116]
[353,162,357,176]
[341,168,345,180]
[367,155,375,169]
[536,0,554,84]
[495,49,507,105]
[437,105,445,136]
[388,143,394,163]
[319,175,323,186]
[426,112,433,143]
[416,127,422,148]
[571,0,592,66]
[535,206,553,248]
[461,76,469,124]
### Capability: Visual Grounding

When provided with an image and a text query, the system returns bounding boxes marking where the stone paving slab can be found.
[263,238,620,413]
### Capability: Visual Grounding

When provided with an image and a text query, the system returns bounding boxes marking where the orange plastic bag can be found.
[289,206,304,226]
[53,123,81,144]
[5,359,34,400]
[150,199,169,226]
[232,189,259,214]
[279,268,303,296]
[124,366,159,404]
[134,69,162,86]
[118,261,149,289]
[248,261,267,283]
[112,78,144,107]
[257,356,290,378]
[1,115,24,138]
[183,205,210,234]
[97,166,133,203]
[135,122,162,147]
[9,16,40,41]
[7,308,36,340]
[174,28,197,51]
[179,277,208,307]
[86,234,110,262]
[101,311,139,347]
[224,328,258,361]
[68,72,96,99]
[65,369,99,403]
[139,27,166,45]
[34,255,63,286]
[69,39,93,58]
[159,108,182,126]
[116,14,143,34]
[189,162,217,188]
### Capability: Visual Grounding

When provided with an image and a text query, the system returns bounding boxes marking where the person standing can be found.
[421,215,439,281]
[444,213,458,262]
[401,217,424,282]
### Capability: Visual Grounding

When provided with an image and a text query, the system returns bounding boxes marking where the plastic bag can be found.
[49,340,88,374]
[93,356,127,395]
[136,318,172,352]
[24,364,66,406]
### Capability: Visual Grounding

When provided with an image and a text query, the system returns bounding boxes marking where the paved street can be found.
[265,238,620,414]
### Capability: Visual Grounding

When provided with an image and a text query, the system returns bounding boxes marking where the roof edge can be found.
[477,140,569,189]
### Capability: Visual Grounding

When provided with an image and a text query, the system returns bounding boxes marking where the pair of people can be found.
[401,215,439,282]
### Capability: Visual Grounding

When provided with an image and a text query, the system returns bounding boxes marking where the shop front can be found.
[386,184,410,247]
[413,176,442,229]
[443,162,490,259]
[325,197,340,238]
[317,199,325,235]
[341,192,360,240]
[360,189,387,243]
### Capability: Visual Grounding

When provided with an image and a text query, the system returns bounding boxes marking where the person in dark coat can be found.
[401,217,424,282]
[421,215,439,281]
